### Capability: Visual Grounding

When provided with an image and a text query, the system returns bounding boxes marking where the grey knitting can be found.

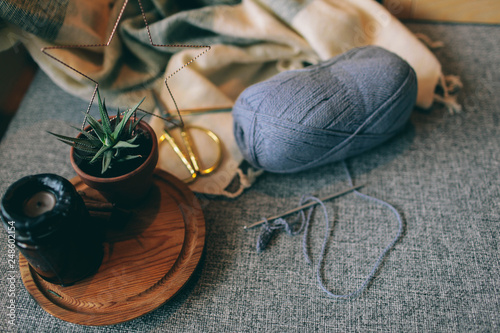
[256,161,403,299]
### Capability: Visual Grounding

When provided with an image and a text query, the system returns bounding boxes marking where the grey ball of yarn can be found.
[232,46,418,173]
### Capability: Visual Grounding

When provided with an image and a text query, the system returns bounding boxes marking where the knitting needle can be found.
[243,184,365,230]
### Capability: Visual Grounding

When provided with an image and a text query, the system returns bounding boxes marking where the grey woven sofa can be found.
[0,22,499,332]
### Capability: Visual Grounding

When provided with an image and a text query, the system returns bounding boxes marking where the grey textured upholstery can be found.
[0,22,499,332]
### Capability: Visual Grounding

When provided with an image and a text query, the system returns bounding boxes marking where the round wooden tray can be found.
[19,169,205,326]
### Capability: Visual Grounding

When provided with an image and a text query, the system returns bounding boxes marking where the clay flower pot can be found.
[70,119,159,205]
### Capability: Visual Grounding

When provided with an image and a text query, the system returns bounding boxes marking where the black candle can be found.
[1,174,103,286]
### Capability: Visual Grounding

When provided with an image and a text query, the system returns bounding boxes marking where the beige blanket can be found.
[0,0,442,196]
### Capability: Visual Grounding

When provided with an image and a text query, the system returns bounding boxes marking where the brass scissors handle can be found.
[159,125,222,183]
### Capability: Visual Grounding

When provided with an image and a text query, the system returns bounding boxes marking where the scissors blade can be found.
[183,126,222,176]
[159,130,197,182]
[180,127,201,173]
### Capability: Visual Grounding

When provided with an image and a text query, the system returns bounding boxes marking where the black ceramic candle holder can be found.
[1,174,103,286]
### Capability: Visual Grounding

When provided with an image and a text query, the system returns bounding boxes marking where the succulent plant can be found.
[49,91,147,175]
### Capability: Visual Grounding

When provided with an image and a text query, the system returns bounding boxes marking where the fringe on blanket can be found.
[434,74,463,114]
[417,33,463,114]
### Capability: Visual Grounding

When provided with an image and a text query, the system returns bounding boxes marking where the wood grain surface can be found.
[19,169,205,326]
[383,0,500,24]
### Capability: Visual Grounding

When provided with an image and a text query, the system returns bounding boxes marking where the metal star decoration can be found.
[41,0,211,129]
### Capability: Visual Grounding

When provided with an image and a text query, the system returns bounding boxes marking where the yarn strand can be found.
[256,161,403,299]
[316,161,403,299]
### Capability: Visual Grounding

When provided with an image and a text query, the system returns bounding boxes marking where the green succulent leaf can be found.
[73,151,95,161]
[69,125,101,142]
[68,141,99,152]
[50,134,100,153]
[113,141,140,149]
[114,108,120,132]
[97,89,113,134]
[67,141,100,154]
[104,135,116,147]
[90,144,111,164]
[84,113,106,143]
[102,150,113,174]
[48,131,101,148]
[112,111,130,139]
[113,97,145,138]
[126,135,139,144]
[127,114,146,137]
[116,155,142,162]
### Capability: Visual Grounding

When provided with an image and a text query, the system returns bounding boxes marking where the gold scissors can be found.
[159,124,222,183]
[153,92,225,183]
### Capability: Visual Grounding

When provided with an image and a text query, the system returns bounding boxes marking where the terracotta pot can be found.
[70,119,158,206]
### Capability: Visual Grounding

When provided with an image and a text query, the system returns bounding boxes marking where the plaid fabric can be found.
[0,0,68,40]
[0,0,439,109]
